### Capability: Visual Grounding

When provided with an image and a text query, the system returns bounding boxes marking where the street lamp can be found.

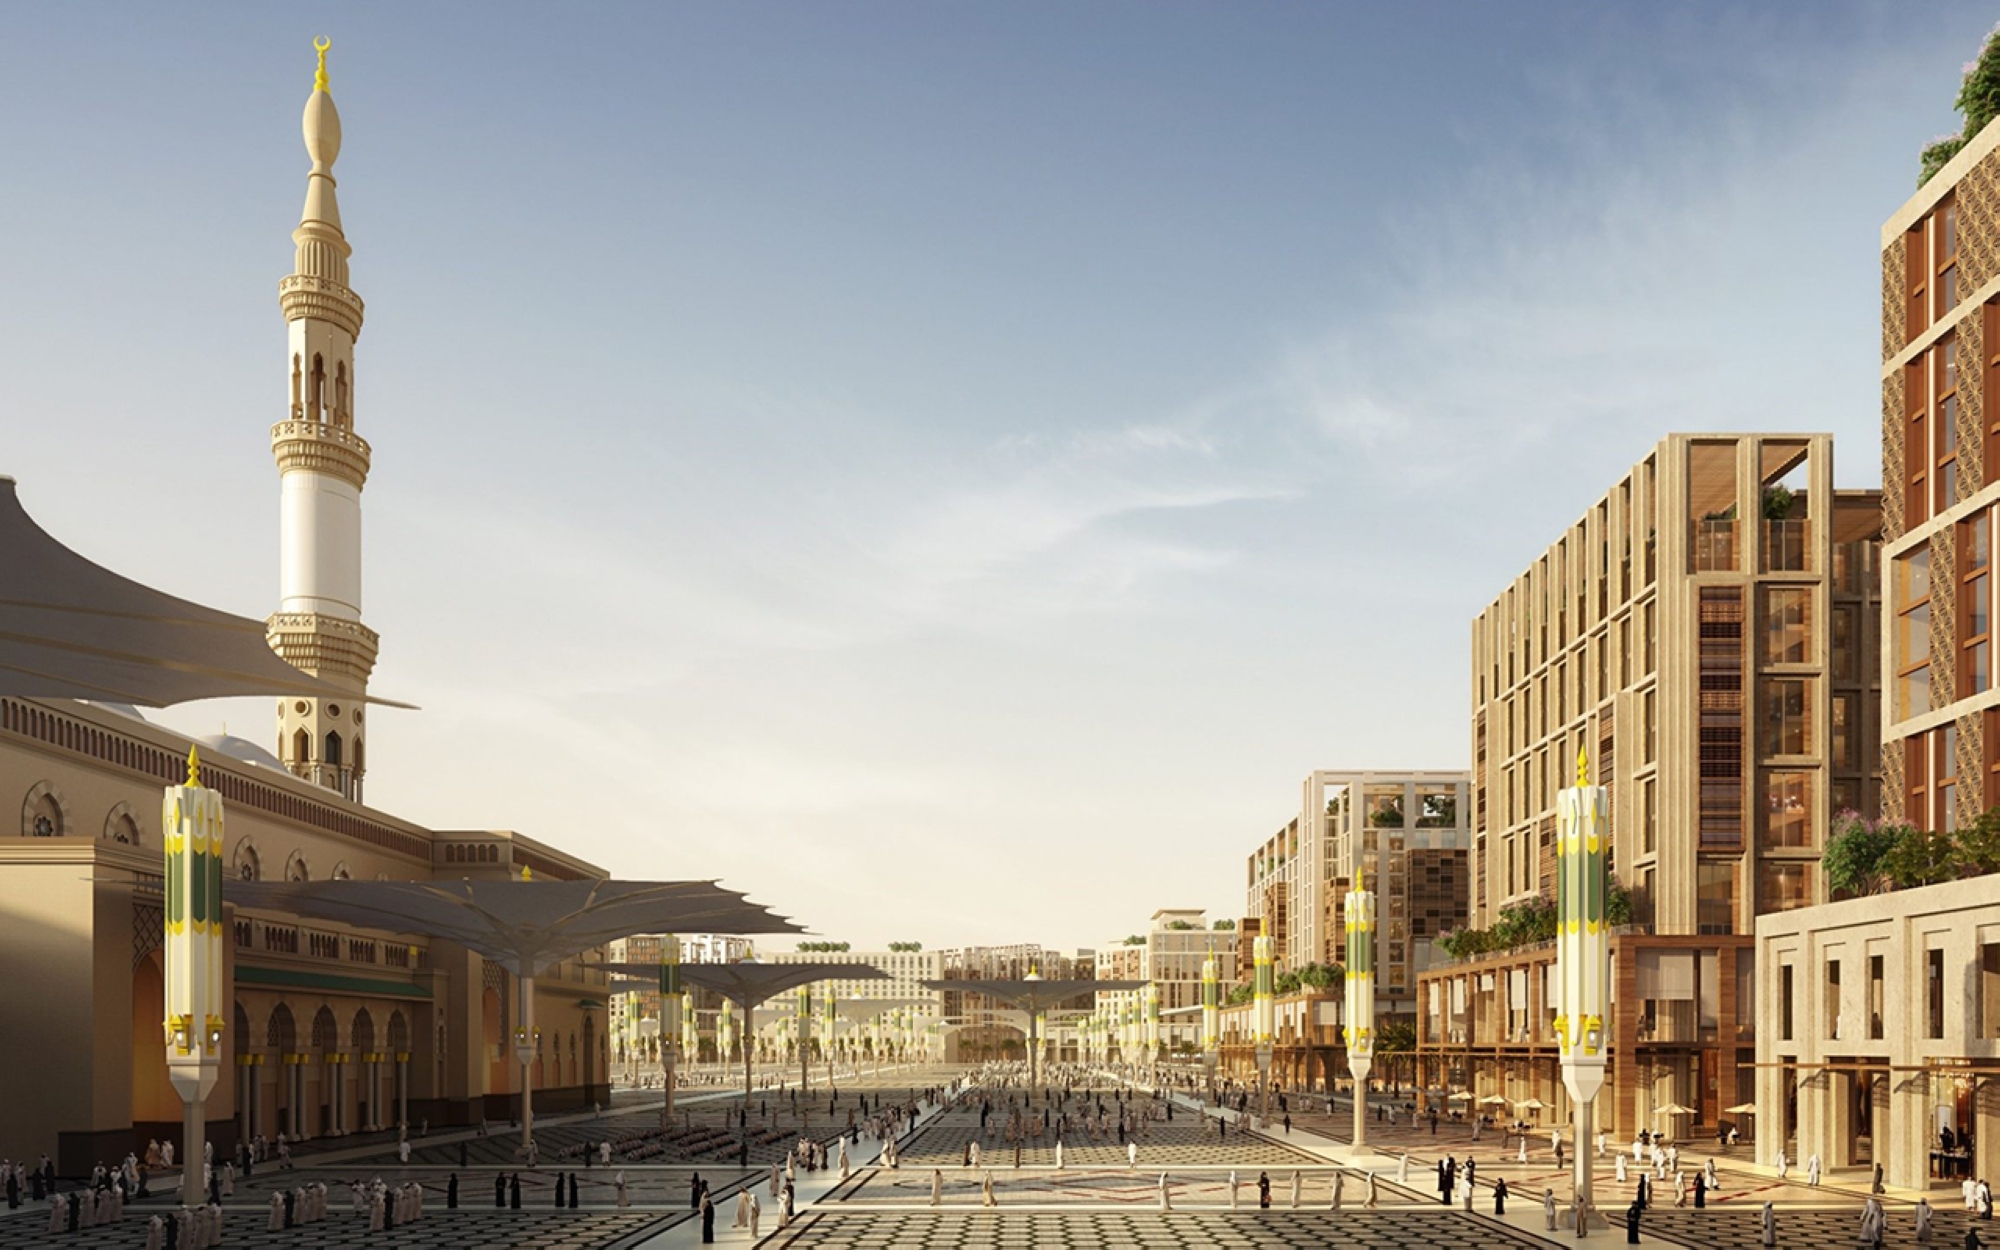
[658,935,682,1124]
[164,748,227,1201]
[1253,933,1275,1121]
[1344,869,1376,1149]
[1555,748,1609,1236]
[1201,947,1220,1104]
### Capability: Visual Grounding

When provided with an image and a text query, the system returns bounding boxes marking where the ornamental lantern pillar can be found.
[164,748,227,1200]
[1557,748,1610,1232]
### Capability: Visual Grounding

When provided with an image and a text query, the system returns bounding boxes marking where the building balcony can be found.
[1692,518,1737,572]
[1761,519,1810,573]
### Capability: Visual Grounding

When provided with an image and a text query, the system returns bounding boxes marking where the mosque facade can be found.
[0,46,613,1174]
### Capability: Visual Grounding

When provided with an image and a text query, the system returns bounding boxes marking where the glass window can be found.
[1697,861,1736,935]
[1764,587,1812,665]
[1762,679,1814,757]
[1758,862,1812,913]
[1832,606,1858,680]
[1929,948,1948,1039]
[1766,771,1815,848]
[1780,964,1795,1041]
[1643,779,1657,855]
[1831,694,1859,771]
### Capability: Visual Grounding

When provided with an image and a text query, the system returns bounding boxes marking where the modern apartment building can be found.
[1095,909,1237,1057]
[1881,115,2000,833]
[1244,770,1470,1016]
[1420,433,1883,1137]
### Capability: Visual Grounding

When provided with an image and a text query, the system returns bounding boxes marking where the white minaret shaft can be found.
[269,38,376,803]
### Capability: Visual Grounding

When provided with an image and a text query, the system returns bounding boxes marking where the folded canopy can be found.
[226,878,804,978]
[595,959,891,1009]
[0,475,405,707]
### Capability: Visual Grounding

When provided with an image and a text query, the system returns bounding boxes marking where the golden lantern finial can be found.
[313,36,331,93]
[520,864,532,881]
[1356,864,1366,894]
[1576,745,1589,789]
[186,745,201,788]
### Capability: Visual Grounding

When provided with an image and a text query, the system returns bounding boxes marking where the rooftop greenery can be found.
[1922,23,2000,186]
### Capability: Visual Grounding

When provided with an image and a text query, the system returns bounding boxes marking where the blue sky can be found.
[0,3,1987,947]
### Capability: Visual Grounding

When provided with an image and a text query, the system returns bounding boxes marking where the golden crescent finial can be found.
[313,37,331,93]
[186,746,201,788]
[1576,745,1589,789]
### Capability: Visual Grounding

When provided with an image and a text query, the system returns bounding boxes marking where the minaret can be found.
[268,37,375,803]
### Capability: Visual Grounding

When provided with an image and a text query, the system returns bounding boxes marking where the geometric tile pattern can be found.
[1957,305,1985,501]
[893,1120,1314,1169]
[835,1168,1429,1208]
[1883,734,1907,825]
[766,1209,1562,1248]
[1933,525,1958,707]
[1884,236,1906,365]
[1884,366,1906,545]
[1959,143,2000,295]
[1959,711,1985,829]
[1640,1203,1982,1250]
[0,1211,671,1250]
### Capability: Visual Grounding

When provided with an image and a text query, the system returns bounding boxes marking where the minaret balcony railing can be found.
[271,418,371,487]
[278,274,364,338]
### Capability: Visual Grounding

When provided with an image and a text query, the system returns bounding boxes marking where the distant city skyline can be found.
[2,3,1988,947]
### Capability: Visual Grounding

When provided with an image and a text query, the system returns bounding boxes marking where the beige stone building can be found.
[1244,770,1470,1018]
[1756,876,2000,1189]
[1419,433,1882,1137]
[0,50,617,1172]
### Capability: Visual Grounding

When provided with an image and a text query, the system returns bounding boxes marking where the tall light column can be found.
[1344,871,1377,1148]
[658,935,682,1124]
[1144,983,1161,1074]
[164,748,226,1201]
[1253,934,1275,1120]
[1556,749,1610,1233]
[796,986,812,1093]
[1200,948,1220,1102]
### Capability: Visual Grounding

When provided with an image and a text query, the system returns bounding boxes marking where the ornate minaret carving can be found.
[269,37,374,802]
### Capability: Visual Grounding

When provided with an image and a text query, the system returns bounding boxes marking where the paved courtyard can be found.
[766,1209,1562,1248]
[0,1210,672,1249]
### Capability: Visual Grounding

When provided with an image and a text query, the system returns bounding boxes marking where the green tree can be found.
[1824,812,1900,897]
[1880,823,1959,890]
[1605,876,1636,927]
[1955,807,2000,877]
[1276,970,1302,995]
[1226,983,1254,1006]
[1298,962,1340,990]
[1212,919,1237,931]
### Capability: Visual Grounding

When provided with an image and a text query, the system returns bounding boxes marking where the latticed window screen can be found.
[1699,588,1745,850]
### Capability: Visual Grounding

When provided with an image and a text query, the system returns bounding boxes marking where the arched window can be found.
[334,361,348,424]
[235,842,262,882]
[324,732,342,769]
[353,738,364,776]
[105,807,140,845]
[310,353,325,421]
[331,862,351,881]
[21,782,64,838]
[292,728,310,764]
[286,851,310,882]
[291,354,303,419]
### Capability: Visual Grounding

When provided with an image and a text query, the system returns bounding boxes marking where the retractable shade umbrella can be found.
[1515,1098,1548,1110]
[1654,1102,1697,1116]
[1447,1091,1473,1102]
[1478,1094,1512,1106]
[1721,1102,1759,1115]
[595,960,891,1008]
[0,476,409,707]
[225,878,802,977]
